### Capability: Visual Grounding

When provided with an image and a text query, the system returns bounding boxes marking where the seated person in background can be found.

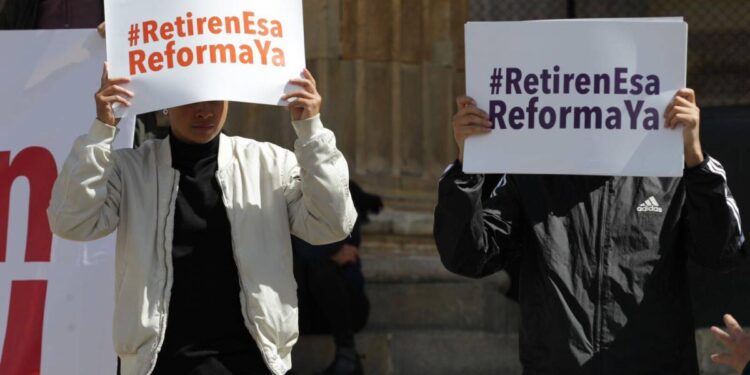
[293,181,383,375]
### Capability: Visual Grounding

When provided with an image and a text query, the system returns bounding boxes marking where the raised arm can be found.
[435,164,523,278]
[282,69,357,245]
[681,155,745,270]
[434,96,524,278]
[666,88,746,269]
[46,63,133,241]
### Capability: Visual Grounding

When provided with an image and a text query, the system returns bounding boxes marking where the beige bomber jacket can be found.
[47,115,357,375]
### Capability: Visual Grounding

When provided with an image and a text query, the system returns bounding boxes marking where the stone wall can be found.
[224,0,468,211]
[224,0,749,212]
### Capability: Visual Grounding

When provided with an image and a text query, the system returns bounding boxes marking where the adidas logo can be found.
[637,196,663,213]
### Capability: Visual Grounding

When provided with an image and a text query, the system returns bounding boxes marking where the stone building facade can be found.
[225,0,468,212]
[225,0,749,212]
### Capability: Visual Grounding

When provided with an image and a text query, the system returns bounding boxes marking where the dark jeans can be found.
[294,257,370,348]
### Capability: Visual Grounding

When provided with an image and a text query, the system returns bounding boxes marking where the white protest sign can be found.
[0,30,134,375]
[464,20,687,176]
[104,0,306,116]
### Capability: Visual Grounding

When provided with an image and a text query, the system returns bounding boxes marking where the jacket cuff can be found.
[89,119,119,142]
[683,153,712,177]
[291,114,324,141]
[444,159,481,179]
[441,159,484,189]
[440,159,460,177]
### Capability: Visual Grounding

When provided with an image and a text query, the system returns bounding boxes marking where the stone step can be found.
[291,329,735,375]
[366,279,519,332]
[358,235,511,285]
[360,253,461,283]
[361,209,434,237]
[358,244,520,332]
[291,330,522,375]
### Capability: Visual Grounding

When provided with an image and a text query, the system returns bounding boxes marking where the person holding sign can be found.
[47,64,356,375]
[434,88,746,374]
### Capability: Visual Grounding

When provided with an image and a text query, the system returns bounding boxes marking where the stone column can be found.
[225,0,469,211]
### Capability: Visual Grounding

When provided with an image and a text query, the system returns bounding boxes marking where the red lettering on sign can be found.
[0,146,57,373]
[0,147,57,262]
[0,280,48,375]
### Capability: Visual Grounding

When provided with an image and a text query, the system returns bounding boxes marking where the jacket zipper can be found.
[215,171,283,375]
[147,171,180,375]
[593,179,608,370]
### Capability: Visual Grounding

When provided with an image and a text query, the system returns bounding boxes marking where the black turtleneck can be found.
[152,133,269,375]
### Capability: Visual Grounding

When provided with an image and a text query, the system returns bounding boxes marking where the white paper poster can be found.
[104,0,307,116]
[464,19,687,176]
[0,30,135,375]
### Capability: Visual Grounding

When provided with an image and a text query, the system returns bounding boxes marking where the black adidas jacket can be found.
[434,156,745,375]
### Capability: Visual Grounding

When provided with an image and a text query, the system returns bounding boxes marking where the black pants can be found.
[294,257,369,348]
[118,346,271,375]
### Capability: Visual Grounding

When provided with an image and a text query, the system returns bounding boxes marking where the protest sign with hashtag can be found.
[464,19,687,176]
[104,0,306,116]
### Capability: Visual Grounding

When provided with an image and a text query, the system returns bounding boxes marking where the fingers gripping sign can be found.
[452,96,492,162]
[664,88,703,167]
[95,63,133,126]
[282,68,322,121]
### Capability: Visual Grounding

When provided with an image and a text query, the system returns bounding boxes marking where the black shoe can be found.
[316,347,363,375]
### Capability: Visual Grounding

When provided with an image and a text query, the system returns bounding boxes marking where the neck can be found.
[169,130,220,170]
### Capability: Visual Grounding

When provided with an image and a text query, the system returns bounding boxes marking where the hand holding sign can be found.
[104,0,306,117]
[283,69,322,121]
[463,19,688,176]
[664,88,703,167]
[95,63,133,126]
[452,96,491,163]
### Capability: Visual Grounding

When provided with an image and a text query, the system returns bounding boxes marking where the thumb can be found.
[710,353,732,366]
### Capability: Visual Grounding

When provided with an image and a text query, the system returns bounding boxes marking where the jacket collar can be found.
[157,133,233,171]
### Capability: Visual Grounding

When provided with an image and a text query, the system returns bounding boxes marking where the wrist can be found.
[97,117,115,126]
[291,114,323,140]
[684,141,704,168]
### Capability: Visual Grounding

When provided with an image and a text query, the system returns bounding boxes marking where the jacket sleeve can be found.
[46,120,122,241]
[682,155,746,271]
[282,114,357,246]
[433,161,524,278]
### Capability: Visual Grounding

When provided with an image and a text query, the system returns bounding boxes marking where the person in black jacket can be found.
[434,88,746,375]
[711,314,750,375]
